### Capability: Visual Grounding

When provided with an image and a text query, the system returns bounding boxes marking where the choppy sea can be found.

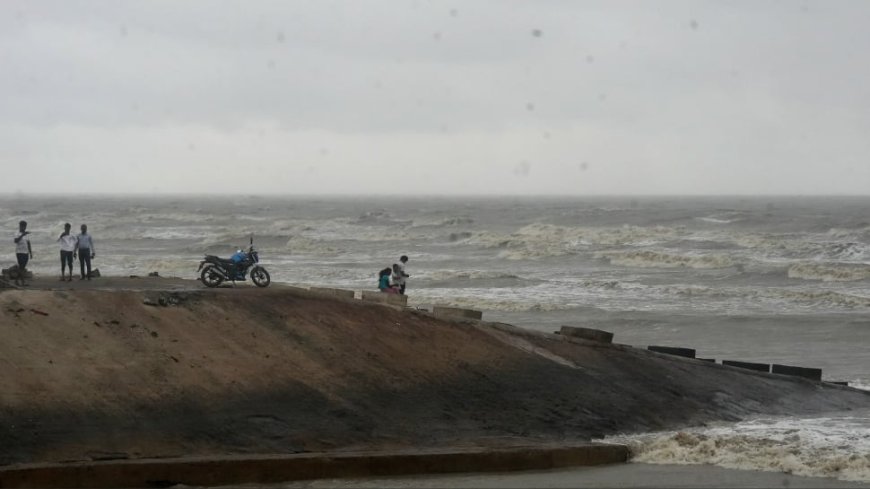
[2,195,869,482]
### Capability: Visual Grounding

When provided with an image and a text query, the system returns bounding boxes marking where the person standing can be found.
[57,223,77,282]
[13,220,33,286]
[75,224,95,280]
[394,255,410,295]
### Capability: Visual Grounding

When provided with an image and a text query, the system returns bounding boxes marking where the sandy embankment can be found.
[1,277,868,466]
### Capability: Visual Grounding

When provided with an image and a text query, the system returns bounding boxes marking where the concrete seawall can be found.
[0,444,629,489]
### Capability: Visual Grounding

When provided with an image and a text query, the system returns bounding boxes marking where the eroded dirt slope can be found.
[1,286,867,465]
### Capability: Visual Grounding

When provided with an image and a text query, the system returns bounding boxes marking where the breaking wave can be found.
[420,294,574,312]
[609,412,870,482]
[599,250,735,269]
[659,284,870,309]
[284,236,339,255]
[788,263,870,282]
[777,289,870,308]
[458,224,683,259]
[412,216,475,227]
[420,270,522,282]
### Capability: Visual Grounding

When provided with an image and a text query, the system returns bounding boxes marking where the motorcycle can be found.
[197,236,271,288]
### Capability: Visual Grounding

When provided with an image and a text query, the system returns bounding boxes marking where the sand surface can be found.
[1,277,868,466]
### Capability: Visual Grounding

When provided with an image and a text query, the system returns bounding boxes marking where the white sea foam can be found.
[606,412,870,482]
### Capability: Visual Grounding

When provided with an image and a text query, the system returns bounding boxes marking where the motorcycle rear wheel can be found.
[251,266,271,288]
[200,265,224,288]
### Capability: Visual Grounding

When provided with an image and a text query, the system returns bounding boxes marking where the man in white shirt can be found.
[395,255,410,295]
[75,224,96,280]
[13,220,33,286]
[57,223,77,282]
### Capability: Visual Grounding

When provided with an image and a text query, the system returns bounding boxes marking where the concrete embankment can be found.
[0,444,628,488]
[1,279,869,485]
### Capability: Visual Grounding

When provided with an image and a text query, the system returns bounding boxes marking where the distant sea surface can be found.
[3,195,869,482]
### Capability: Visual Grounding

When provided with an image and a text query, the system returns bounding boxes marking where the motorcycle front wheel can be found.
[251,266,271,288]
[200,265,224,288]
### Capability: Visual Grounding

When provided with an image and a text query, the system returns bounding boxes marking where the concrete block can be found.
[309,287,355,299]
[722,360,770,373]
[282,286,310,294]
[560,326,614,343]
[827,381,849,386]
[771,364,822,381]
[432,306,483,321]
[360,291,408,306]
[647,346,696,358]
[697,358,716,363]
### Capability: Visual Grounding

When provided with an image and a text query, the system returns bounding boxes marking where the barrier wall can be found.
[559,326,614,344]
[647,346,696,359]
[360,291,408,306]
[722,360,770,372]
[309,287,355,299]
[433,306,483,320]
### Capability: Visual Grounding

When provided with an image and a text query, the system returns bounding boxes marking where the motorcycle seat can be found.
[206,255,236,265]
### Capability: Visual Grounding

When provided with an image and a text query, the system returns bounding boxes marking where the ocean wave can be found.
[598,250,735,269]
[820,242,869,261]
[777,290,870,308]
[411,279,640,312]
[609,413,870,482]
[412,216,475,228]
[734,234,868,262]
[788,263,870,282]
[284,236,339,255]
[353,210,410,226]
[459,223,683,259]
[696,216,735,224]
[421,270,522,281]
[657,284,870,309]
[133,211,218,223]
[140,228,216,240]
[423,295,574,312]
[410,284,583,312]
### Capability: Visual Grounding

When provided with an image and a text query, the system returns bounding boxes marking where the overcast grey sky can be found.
[2,0,869,195]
